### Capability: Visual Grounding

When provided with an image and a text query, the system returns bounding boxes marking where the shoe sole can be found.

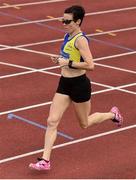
[111,107,123,127]
[29,165,50,171]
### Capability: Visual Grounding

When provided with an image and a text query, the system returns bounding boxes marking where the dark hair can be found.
[64,5,85,26]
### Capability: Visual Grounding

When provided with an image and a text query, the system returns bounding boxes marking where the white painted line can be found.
[3,3,21,10]
[94,51,136,62]
[0,6,136,28]
[88,26,136,37]
[0,61,60,79]
[0,38,64,50]
[0,65,60,79]
[53,125,136,149]
[0,17,61,28]
[86,6,136,16]
[0,62,135,94]
[0,43,136,64]
[0,61,37,70]
[0,43,58,57]
[0,61,60,72]
[93,80,136,90]
[95,62,136,74]
[92,87,136,95]
[0,82,135,116]
[0,59,135,80]
[0,26,135,51]
[0,124,135,164]
[0,71,35,79]
[0,101,52,116]
[0,49,135,80]
[0,0,67,9]
[92,82,136,95]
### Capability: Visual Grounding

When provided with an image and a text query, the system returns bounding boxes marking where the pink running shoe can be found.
[29,158,50,171]
[111,106,123,127]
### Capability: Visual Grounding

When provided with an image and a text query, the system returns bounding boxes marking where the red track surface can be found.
[0,0,136,179]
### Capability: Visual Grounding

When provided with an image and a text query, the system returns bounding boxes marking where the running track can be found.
[0,0,136,179]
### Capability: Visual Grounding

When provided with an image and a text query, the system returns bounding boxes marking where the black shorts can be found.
[56,74,92,103]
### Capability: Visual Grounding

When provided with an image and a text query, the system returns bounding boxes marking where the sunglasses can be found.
[62,19,74,25]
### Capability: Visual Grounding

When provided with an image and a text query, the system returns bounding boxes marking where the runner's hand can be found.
[51,56,60,64]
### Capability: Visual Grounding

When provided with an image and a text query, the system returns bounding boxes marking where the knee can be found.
[47,116,59,129]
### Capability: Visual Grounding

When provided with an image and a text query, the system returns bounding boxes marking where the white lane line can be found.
[86,6,136,16]
[0,65,60,79]
[0,0,67,9]
[0,71,35,79]
[0,101,52,116]
[92,81,136,89]
[92,82,136,94]
[0,43,58,57]
[94,51,136,62]
[0,61,59,72]
[92,82,136,95]
[0,59,135,80]
[0,6,136,28]
[0,61,61,78]
[88,26,136,37]
[0,43,136,62]
[95,63,136,74]
[0,49,135,80]
[92,85,136,95]
[0,81,135,116]
[0,124,135,164]
[0,17,61,28]
[1,56,135,81]
[0,61,37,71]
[0,26,136,51]
[0,60,135,95]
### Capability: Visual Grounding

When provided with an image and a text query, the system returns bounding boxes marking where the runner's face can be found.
[62,13,78,34]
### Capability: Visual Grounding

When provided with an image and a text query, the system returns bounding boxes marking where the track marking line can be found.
[96,29,103,33]
[94,62,136,74]
[0,0,67,9]
[47,15,55,19]
[0,6,136,28]
[47,15,62,22]
[8,113,74,140]
[0,124,135,164]
[86,6,136,16]
[0,101,52,116]
[96,28,117,36]
[89,27,136,37]
[94,51,136,62]
[14,26,136,46]
[0,11,134,54]
[3,3,21,9]
[0,70,37,79]
[0,54,135,80]
[0,26,135,53]
[0,81,135,116]
[108,32,117,36]
[0,43,135,64]
[0,49,135,80]
[0,43,58,57]
[0,11,65,32]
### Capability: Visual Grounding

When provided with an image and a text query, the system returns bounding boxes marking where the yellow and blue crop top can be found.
[60,32,89,62]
